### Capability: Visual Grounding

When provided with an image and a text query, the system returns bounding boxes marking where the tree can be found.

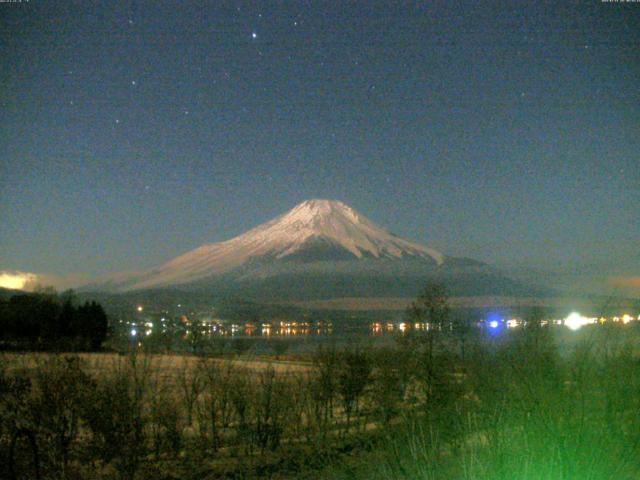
[337,349,372,434]
[81,356,150,480]
[253,366,291,453]
[407,282,450,331]
[31,356,92,475]
[312,346,339,439]
[76,301,108,350]
[20,293,61,342]
[57,297,75,339]
[197,360,235,450]
[86,301,108,350]
[406,282,450,360]
[404,282,451,403]
[177,363,204,427]
[370,347,408,424]
[0,293,108,350]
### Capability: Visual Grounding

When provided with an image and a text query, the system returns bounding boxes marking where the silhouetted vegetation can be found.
[0,291,108,351]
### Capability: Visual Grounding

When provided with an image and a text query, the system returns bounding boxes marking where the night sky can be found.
[1,1,638,292]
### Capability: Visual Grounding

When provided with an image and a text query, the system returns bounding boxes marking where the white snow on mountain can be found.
[117,199,445,290]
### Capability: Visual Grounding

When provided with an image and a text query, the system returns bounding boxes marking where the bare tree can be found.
[177,361,204,427]
[148,367,182,458]
[405,282,450,399]
[31,355,92,476]
[197,359,236,451]
[81,354,151,480]
[337,349,371,435]
[311,346,339,441]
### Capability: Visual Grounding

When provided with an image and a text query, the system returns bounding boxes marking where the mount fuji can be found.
[89,199,535,300]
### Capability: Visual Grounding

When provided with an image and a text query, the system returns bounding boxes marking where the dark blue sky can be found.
[1,1,638,289]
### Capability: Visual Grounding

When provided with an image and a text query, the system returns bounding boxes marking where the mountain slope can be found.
[114,199,445,291]
[86,199,542,299]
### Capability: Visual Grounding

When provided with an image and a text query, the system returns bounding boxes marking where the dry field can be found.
[0,351,313,378]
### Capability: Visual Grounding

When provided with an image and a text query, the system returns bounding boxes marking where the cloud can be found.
[0,271,39,290]
[0,270,90,292]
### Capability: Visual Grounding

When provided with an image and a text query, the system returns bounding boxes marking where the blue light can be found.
[486,313,503,334]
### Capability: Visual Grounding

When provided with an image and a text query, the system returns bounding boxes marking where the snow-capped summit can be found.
[117,199,444,291]
[266,199,444,262]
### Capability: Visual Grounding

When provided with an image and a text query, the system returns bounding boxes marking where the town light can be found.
[565,312,586,331]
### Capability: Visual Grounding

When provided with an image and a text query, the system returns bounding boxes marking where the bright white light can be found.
[130,328,137,337]
[136,305,143,312]
[251,32,257,39]
[489,320,499,329]
[0,271,37,290]
[622,314,633,324]
[507,319,518,328]
[565,312,586,331]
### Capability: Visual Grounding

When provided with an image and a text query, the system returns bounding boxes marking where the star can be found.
[131,80,137,86]
[115,119,120,124]
[251,32,257,39]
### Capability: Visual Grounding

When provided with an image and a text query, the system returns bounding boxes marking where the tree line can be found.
[0,290,108,350]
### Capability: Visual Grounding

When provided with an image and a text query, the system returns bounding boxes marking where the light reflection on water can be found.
[123,312,639,342]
